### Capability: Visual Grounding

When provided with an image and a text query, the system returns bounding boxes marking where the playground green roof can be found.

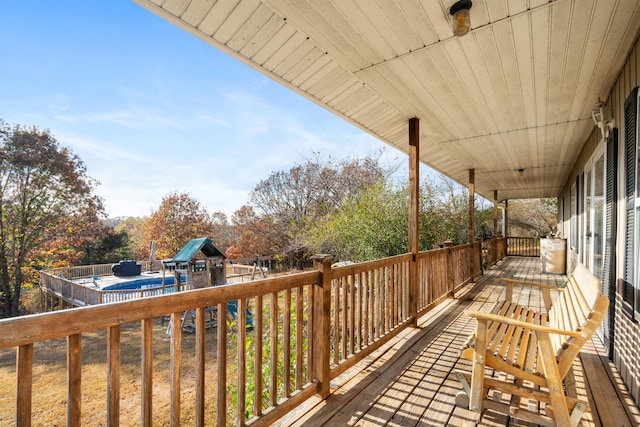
[171,237,226,263]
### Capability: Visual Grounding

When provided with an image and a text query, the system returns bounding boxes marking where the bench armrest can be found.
[500,279,555,311]
[465,309,584,339]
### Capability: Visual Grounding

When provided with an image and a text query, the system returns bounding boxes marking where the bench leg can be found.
[469,319,488,413]
[538,333,572,427]
[570,403,587,426]
[455,371,471,408]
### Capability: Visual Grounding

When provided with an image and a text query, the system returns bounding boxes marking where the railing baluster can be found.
[16,343,33,427]
[255,295,264,416]
[376,268,382,340]
[284,288,291,397]
[67,333,82,425]
[217,303,227,427]
[107,325,120,427]
[195,307,205,426]
[238,298,247,426]
[270,292,278,407]
[357,272,363,352]
[141,318,153,427]
[307,284,314,385]
[349,274,355,356]
[341,275,347,360]
[169,313,182,427]
[362,272,369,347]
[295,287,303,390]
[332,278,339,365]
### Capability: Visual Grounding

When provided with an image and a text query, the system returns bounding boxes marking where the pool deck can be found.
[73,270,167,290]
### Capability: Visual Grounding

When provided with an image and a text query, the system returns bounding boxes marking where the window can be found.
[583,147,605,280]
[560,197,565,236]
[570,182,577,248]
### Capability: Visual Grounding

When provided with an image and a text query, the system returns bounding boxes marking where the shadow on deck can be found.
[275,258,640,427]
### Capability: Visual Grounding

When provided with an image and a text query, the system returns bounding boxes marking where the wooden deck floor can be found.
[275,257,640,427]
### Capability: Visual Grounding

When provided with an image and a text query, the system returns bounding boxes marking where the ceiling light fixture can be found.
[449,0,473,37]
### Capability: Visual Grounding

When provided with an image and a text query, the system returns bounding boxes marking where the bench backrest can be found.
[548,263,609,376]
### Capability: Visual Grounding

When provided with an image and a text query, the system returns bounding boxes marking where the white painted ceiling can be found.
[133,0,640,201]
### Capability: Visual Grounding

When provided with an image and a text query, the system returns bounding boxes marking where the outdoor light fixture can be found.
[518,169,524,177]
[450,0,472,37]
[591,99,614,139]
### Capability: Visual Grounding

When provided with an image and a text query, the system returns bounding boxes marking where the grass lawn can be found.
[0,317,221,426]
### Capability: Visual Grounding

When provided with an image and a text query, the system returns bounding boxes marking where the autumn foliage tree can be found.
[115,216,147,260]
[242,154,392,259]
[0,121,104,317]
[142,192,216,260]
[226,205,282,258]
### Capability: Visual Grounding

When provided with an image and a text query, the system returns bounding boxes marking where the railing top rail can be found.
[417,247,448,258]
[450,243,473,252]
[2,270,320,350]
[330,253,412,279]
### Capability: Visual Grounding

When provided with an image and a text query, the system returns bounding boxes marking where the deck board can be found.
[277,257,639,427]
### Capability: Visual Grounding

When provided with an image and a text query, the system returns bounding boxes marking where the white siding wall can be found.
[560,35,640,404]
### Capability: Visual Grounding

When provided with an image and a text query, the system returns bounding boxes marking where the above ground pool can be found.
[102,276,185,291]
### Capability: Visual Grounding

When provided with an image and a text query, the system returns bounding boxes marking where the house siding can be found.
[560,35,640,405]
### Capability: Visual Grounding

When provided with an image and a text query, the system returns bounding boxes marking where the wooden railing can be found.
[506,236,540,257]
[3,240,502,426]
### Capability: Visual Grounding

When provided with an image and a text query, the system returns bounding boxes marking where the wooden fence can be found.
[4,240,502,426]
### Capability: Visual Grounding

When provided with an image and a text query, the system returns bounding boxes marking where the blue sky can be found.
[1,1,406,218]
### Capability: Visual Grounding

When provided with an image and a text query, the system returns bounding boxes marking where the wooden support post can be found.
[408,118,420,327]
[445,244,455,298]
[504,200,509,239]
[493,190,498,265]
[468,169,475,244]
[493,190,498,238]
[312,254,332,399]
[468,169,476,280]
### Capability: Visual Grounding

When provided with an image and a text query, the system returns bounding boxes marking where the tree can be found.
[35,208,112,268]
[0,121,104,317]
[300,174,496,262]
[226,205,282,259]
[79,227,132,265]
[142,192,215,260]
[508,198,557,237]
[115,216,147,260]
[209,211,233,253]
[247,153,392,258]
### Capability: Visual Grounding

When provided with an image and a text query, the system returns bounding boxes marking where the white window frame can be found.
[582,144,605,278]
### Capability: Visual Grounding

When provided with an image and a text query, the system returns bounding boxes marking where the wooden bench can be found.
[455,263,609,427]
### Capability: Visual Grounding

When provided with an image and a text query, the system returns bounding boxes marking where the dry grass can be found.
[0,318,221,426]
